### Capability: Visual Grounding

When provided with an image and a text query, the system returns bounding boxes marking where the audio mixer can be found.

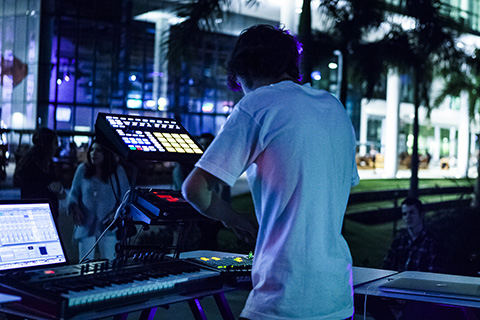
[188,253,253,288]
[130,188,204,224]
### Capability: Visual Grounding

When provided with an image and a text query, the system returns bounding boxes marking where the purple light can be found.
[192,298,205,316]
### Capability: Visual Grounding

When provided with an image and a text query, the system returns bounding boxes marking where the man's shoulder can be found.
[390,229,410,246]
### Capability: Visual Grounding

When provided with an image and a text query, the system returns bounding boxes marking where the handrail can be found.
[0,128,95,137]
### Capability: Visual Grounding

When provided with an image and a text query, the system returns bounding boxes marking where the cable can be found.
[363,283,375,320]
[79,189,131,264]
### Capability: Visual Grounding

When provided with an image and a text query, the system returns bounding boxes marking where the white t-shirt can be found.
[196,80,359,320]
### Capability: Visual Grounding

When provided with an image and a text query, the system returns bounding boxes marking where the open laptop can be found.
[379,277,480,301]
[0,199,68,273]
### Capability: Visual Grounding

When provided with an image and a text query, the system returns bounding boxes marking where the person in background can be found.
[182,24,359,320]
[383,197,443,273]
[365,197,446,320]
[68,140,130,262]
[15,128,66,220]
[369,144,378,172]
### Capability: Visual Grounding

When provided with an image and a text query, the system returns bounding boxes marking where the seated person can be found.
[383,197,443,273]
[363,197,450,320]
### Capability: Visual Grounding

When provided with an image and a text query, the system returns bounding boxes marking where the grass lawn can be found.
[351,177,474,192]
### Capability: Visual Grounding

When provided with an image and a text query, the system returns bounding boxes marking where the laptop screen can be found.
[0,200,67,272]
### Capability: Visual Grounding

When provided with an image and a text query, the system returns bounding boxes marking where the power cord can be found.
[363,283,375,320]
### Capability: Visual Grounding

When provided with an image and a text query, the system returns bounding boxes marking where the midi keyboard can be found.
[0,257,222,319]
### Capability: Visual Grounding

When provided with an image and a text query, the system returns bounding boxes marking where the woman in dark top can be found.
[15,128,66,219]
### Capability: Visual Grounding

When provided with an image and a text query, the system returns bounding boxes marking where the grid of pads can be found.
[105,115,203,154]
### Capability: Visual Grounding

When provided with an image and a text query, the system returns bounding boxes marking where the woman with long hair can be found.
[68,140,129,262]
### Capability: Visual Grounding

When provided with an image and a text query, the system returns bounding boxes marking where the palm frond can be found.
[165,0,231,70]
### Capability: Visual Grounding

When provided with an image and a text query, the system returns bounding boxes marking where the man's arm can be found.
[182,167,257,243]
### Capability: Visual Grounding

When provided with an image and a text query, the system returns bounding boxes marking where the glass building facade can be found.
[0,0,40,130]
[0,0,244,149]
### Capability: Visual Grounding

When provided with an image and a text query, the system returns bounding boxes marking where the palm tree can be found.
[434,49,480,206]
[163,0,227,122]
[308,0,386,105]
[373,0,464,197]
[316,0,466,197]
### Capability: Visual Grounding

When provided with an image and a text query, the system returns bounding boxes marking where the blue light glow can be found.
[311,71,321,81]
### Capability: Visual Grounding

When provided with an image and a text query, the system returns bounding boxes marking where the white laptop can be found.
[379,277,480,301]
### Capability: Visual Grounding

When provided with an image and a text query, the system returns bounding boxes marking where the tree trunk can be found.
[472,138,480,208]
[409,67,420,198]
[298,0,312,83]
[339,50,348,106]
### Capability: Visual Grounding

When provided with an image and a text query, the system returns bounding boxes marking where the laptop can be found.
[353,267,398,288]
[379,277,480,301]
[0,199,68,273]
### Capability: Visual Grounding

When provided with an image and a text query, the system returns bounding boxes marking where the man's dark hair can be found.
[401,197,424,214]
[30,127,58,161]
[226,24,302,92]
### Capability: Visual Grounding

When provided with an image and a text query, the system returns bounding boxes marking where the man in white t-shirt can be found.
[182,24,359,320]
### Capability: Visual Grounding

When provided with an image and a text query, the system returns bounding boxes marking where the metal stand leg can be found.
[214,292,235,320]
[139,307,158,320]
[188,298,208,320]
[461,307,479,320]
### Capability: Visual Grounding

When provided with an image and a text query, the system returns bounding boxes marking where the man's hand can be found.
[230,221,258,244]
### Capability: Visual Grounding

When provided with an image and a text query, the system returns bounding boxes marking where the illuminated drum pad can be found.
[95,113,204,162]
[152,132,203,154]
